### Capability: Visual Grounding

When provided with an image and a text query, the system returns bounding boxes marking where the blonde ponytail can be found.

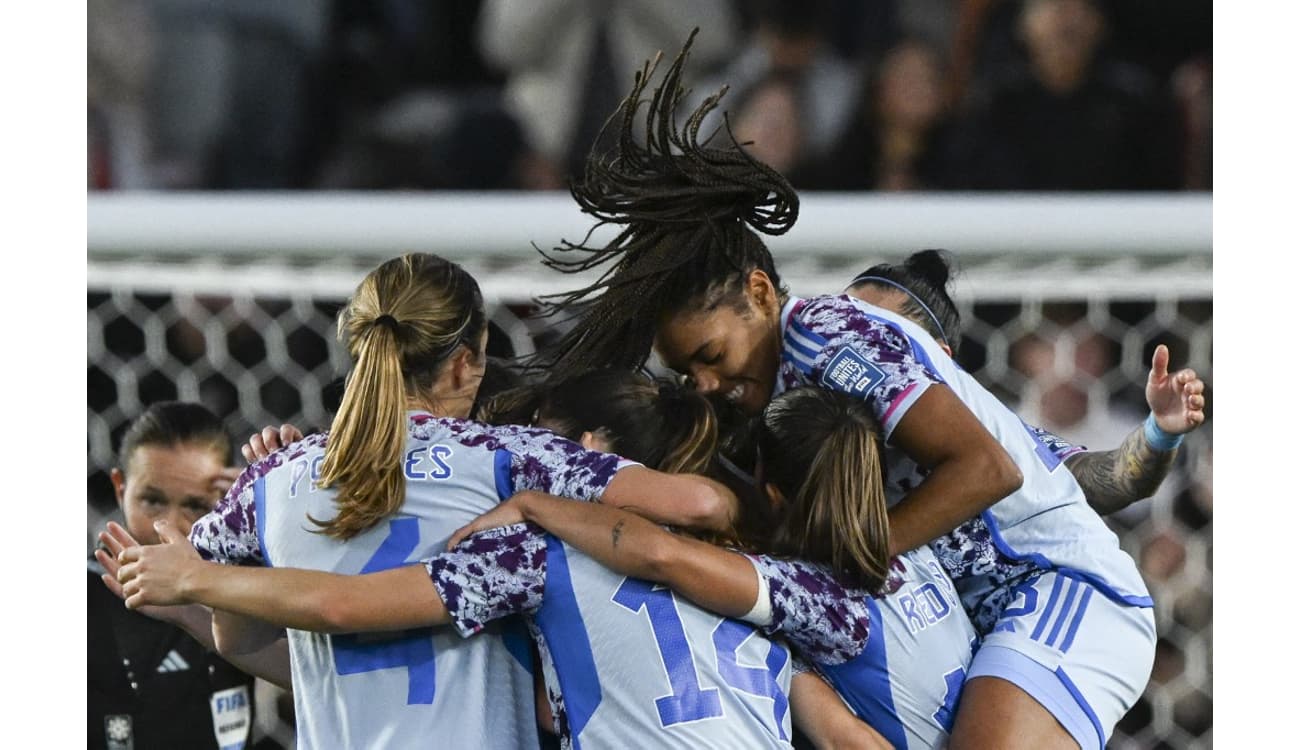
[312,254,485,540]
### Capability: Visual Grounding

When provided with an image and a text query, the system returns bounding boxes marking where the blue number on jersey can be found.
[613,578,723,725]
[932,666,966,731]
[614,578,789,733]
[713,619,790,740]
[332,517,436,704]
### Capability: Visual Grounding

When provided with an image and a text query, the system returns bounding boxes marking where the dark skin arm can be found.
[885,385,1023,557]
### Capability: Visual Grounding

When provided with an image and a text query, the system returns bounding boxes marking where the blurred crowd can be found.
[88,0,1211,192]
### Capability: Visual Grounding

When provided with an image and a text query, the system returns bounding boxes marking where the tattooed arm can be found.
[449,490,761,618]
[1067,345,1206,515]
[1066,427,1179,516]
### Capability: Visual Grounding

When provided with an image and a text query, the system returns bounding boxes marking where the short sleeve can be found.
[495,427,638,501]
[747,555,872,666]
[189,468,264,566]
[190,433,328,566]
[425,523,549,638]
[793,297,942,439]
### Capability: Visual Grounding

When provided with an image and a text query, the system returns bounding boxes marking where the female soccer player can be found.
[453,385,980,750]
[168,253,739,750]
[110,370,889,749]
[531,33,1163,750]
[843,249,1206,518]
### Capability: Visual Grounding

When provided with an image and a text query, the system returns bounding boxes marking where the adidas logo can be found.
[156,650,191,673]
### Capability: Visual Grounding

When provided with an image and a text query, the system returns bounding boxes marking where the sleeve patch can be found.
[820,347,886,397]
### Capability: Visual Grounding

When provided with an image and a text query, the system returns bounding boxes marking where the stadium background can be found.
[87,1,1212,748]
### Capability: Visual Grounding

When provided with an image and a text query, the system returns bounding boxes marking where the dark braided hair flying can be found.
[533,29,800,382]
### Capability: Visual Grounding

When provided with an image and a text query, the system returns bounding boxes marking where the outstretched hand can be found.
[115,519,206,609]
[446,494,534,550]
[241,423,304,463]
[1146,344,1207,436]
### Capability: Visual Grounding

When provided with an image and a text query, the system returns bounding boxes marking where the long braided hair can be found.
[533,29,800,381]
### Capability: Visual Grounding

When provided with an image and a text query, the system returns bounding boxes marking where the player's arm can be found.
[450,490,758,617]
[114,520,447,634]
[598,465,740,534]
[885,385,1023,556]
[791,669,894,750]
[1065,425,1178,516]
[1066,344,1206,515]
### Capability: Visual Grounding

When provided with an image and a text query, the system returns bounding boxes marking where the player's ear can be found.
[746,269,779,319]
[763,482,786,512]
[579,429,613,453]
[111,468,127,508]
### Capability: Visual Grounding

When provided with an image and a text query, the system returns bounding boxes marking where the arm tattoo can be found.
[1065,424,1178,516]
[611,519,625,549]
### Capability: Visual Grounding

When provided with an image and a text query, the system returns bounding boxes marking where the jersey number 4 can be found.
[613,578,789,737]
[332,517,436,704]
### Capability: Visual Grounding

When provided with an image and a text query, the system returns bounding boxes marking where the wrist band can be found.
[741,557,773,627]
[1144,412,1184,452]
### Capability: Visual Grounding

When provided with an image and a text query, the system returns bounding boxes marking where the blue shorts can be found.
[967,571,1156,750]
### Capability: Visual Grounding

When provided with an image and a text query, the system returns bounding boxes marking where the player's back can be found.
[536,536,794,749]
[256,419,538,750]
[755,546,976,750]
[819,547,976,750]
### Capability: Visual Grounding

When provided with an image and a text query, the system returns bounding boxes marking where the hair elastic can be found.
[851,275,949,346]
[374,314,401,332]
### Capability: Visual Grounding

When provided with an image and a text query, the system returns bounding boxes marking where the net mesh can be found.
[87,253,1212,749]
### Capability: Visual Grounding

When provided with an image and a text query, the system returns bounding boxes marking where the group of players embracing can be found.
[98,33,1206,750]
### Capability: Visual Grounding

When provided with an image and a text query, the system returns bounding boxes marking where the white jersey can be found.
[428,527,795,749]
[776,295,1151,630]
[191,412,632,750]
[751,546,977,750]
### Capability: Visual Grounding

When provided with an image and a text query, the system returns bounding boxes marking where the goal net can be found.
[87,192,1212,749]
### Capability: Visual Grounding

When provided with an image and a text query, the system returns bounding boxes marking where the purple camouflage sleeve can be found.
[426,523,549,638]
[496,425,636,501]
[796,296,941,438]
[747,555,872,666]
[430,418,636,502]
[189,433,329,566]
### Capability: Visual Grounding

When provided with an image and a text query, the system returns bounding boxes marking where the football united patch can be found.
[820,347,886,396]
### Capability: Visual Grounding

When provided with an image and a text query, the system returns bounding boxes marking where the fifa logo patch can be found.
[820,348,885,396]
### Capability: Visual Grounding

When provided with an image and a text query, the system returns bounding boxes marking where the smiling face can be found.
[112,442,227,545]
[653,271,785,415]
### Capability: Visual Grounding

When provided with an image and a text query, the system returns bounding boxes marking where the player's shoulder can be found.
[414,414,562,452]
[231,431,329,497]
[796,295,912,346]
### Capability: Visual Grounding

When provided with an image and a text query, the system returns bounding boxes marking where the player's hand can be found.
[241,423,304,463]
[1146,344,1207,436]
[97,522,194,624]
[116,520,206,609]
[446,494,533,549]
[96,521,141,602]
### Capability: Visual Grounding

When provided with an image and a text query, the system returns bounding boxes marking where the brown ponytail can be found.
[760,388,891,591]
